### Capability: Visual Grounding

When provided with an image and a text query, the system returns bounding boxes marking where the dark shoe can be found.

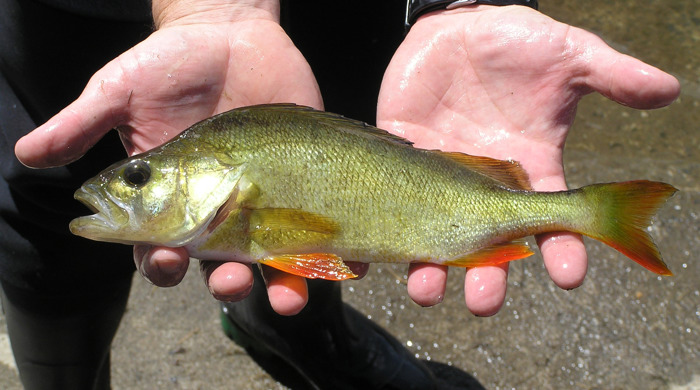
[220,269,436,390]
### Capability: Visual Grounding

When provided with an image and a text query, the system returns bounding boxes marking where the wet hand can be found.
[14,2,323,315]
[377,5,679,316]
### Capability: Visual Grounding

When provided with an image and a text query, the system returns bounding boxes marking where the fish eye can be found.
[123,160,151,188]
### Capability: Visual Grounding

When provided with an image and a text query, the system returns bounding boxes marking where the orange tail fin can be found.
[580,180,677,275]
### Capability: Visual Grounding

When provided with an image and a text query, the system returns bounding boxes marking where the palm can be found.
[116,21,322,155]
[16,19,321,165]
[378,6,679,314]
[382,7,593,183]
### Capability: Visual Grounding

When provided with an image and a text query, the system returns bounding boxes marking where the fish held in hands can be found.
[70,104,677,280]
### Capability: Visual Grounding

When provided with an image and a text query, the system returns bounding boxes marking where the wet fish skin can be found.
[70,104,676,280]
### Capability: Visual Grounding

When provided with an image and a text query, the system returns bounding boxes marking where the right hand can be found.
[15,1,323,315]
[377,5,679,316]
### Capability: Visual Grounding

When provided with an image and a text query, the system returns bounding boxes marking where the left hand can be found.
[14,1,325,315]
[377,5,679,316]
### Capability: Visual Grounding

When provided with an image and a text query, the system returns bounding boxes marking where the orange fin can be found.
[443,240,534,268]
[259,253,358,281]
[437,152,532,190]
[578,181,677,276]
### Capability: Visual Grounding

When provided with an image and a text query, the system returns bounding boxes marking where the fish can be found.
[70,104,677,280]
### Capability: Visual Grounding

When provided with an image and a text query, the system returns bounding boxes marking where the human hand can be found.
[377,5,679,316]
[14,0,324,315]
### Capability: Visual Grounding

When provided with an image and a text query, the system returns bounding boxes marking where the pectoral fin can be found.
[259,253,358,280]
[249,208,339,251]
[250,208,339,234]
[443,240,534,268]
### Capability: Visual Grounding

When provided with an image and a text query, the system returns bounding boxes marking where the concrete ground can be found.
[1,0,698,389]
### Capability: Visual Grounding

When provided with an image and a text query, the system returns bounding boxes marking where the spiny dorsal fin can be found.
[225,105,531,189]
[243,104,414,146]
[437,152,532,190]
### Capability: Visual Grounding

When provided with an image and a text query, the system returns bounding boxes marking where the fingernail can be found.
[137,252,153,284]
[209,280,254,302]
[155,261,187,287]
[138,249,187,287]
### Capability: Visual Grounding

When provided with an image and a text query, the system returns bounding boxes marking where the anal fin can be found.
[443,240,534,268]
[259,253,358,281]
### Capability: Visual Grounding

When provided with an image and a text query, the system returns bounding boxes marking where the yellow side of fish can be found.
[70,104,676,280]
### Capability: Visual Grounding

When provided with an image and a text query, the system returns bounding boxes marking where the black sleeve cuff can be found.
[406,0,538,28]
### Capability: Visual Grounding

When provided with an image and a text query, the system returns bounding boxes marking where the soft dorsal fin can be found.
[437,152,532,190]
[242,103,414,146]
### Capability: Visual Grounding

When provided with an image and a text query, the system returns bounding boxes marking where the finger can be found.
[134,245,190,287]
[572,27,680,109]
[407,263,448,307]
[464,264,508,317]
[345,261,370,280]
[536,232,587,289]
[260,265,309,316]
[15,67,130,168]
[531,174,588,290]
[201,261,255,301]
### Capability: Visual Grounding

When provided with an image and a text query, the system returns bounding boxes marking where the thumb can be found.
[572,27,680,109]
[14,69,130,168]
[134,245,190,287]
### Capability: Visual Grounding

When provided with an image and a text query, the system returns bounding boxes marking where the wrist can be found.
[153,0,280,29]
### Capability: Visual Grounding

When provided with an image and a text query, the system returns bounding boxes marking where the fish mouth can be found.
[69,184,129,243]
